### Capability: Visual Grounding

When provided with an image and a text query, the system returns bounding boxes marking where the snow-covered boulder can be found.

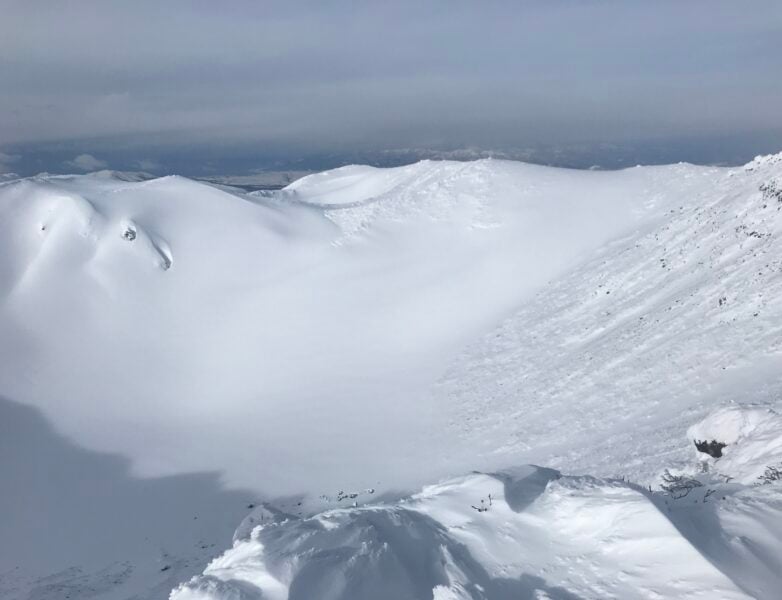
[688,406,782,484]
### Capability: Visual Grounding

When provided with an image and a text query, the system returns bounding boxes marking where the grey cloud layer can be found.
[1,0,781,152]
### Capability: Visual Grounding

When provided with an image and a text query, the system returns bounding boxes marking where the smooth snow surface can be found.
[2,154,782,599]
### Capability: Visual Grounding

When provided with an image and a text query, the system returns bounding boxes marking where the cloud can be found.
[0,1,780,165]
[65,154,108,172]
[136,158,162,172]
[0,153,19,174]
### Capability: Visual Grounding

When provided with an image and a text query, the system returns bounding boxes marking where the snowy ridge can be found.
[278,160,501,239]
[172,413,782,600]
[281,159,716,241]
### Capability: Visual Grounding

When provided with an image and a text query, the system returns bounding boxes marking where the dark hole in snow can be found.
[123,227,137,241]
[694,439,727,458]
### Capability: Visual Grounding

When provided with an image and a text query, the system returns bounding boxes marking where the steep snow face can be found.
[434,155,782,485]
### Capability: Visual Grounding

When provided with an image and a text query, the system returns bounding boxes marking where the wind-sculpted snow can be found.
[280,159,715,241]
[3,155,782,599]
[176,406,782,599]
[173,457,782,600]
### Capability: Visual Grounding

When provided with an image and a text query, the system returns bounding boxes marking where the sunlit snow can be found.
[1,154,782,599]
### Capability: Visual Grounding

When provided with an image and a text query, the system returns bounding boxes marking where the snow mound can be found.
[689,406,782,484]
[172,466,757,600]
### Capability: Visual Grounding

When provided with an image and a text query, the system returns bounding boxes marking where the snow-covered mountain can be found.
[1,155,781,599]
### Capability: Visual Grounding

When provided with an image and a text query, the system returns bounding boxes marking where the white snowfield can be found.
[1,154,781,599]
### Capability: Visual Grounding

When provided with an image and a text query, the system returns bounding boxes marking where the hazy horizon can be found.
[2,0,781,175]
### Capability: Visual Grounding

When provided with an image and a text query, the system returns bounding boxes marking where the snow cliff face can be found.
[2,155,782,599]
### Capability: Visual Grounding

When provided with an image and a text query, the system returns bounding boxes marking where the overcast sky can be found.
[2,0,781,174]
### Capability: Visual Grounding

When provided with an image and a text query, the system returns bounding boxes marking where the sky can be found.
[1,0,782,175]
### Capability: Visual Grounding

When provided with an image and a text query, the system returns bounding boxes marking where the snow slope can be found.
[0,397,254,600]
[0,160,702,496]
[1,155,782,598]
[434,154,782,484]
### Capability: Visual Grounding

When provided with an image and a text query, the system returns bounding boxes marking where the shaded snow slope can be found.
[0,398,253,600]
